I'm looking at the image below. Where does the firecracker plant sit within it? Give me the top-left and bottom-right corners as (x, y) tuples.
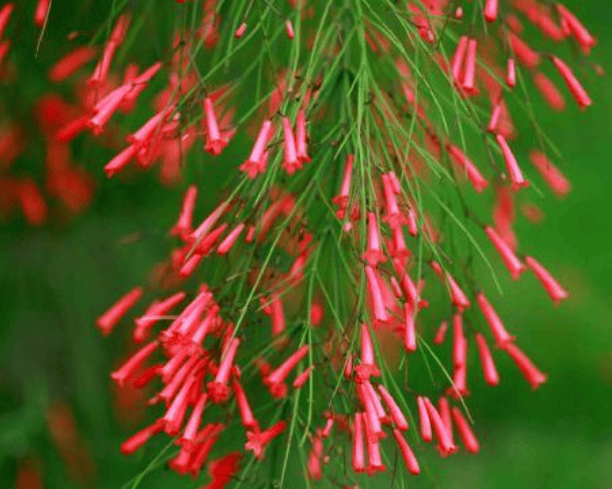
(1, 0), (598, 487)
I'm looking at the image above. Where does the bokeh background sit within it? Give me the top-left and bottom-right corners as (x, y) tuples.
(1, 1), (611, 488)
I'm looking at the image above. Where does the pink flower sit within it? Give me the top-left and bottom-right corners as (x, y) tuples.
(423, 397), (457, 455)
(476, 292), (515, 348)
(484, 0), (498, 23)
(378, 385), (408, 431)
(265, 345), (309, 397)
(296, 109), (311, 163)
(240, 120), (272, 178)
(462, 38), (478, 94)
(171, 186), (198, 239)
(217, 223), (245, 255)
(365, 265), (389, 324)
(207, 338), (240, 403)
(332, 154), (354, 218)
(475, 333), (500, 386)
(203, 97), (231, 155)
(447, 144), (489, 193)
(451, 407), (480, 453)
(245, 421), (286, 459)
(551, 56), (592, 109)
(352, 413), (366, 473)
(505, 342), (547, 389)
(393, 428), (420, 474)
(111, 340), (159, 387)
(282, 116), (300, 174)
(495, 134), (528, 190)
(97, 286), (143, 335)
(529, 150), (571, 197)
(485, 225), (526, 279)
(120, 419), (164, 455)
(417, 396), (432, 442)
(525, 256), (569, 304)
(232, 380), (258, 430)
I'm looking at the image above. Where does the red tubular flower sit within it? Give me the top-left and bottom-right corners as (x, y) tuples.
(550, 55), (592, 109)
(451, 407), (480, 453)
(447, 143), (489, 192)
(191, 201), (229, 243)
(506, 58), (516, 87)
(364, 418), (386, 475)
(434, 320), (448, 345)
(452, 313), (466, 367)
(363, 211), (386, 266)
(265, 345), (309, 397)
(485, 225), (526, 279)
(203, 97), (230, 155)
(417, 396), (432, 442)
(363, 380), (390, 424)
(104, 144), (138, 177)
(461, 38), (478, 94)
(0, 4), (14, 40)
(332, 154), (354, 218)
(48, 46), (98, 82)
(307, 432), (324, 480)
(89, 84), (133, 136)
(208, 338), (240, 403)
(269, 292), (286, 336)
(525, 256), (569, 304)
(377, 385), (408, 431)
(56, 116), (90, 143)
(403, 302), (416, 352)
(504, 342), (547, 389)
(557, 4), (597, 54)
(111, 340), (159, 387)
(205, 452), (242, 489)
(423, 397), (457, 455)
(158, 355), (200, 405)
(120, 419), (164, 455)
(179, 393), (208, 447)
(495, 134), (528, 190)
(508, 32), (540, 68)
(431, 261), (471, 312)
(18, 179), (47, 226)
(392, 428), (420, 475)
(245, 420), (286, 459)
(365, 265), (389, 324)
(172, 186), (198, 239)
(97, 286), (143, 335)
(240, 120), (272, 178)
(529, 150), (571, 197)
(235, 23), (247, 39)
(88, 16), (130, 87)
(188, 424), (224, 477)
(484, 0), (498, 23)
(164, 373), (197, 435)
(232, 379), (258, 430)
(282, 116), (300, 174)
(437, 397), (455, 453)
(356, 383), (383, 438)
(217, 223), (245, 255)
(34, 0), (50, 27)
(292, 367), (312, 388)
(451, 36), (468, 84)
(476, 292), (515, 348)
(475, 333), (500, 386)
(352, 413), (366, 473)
(534, 72), (566, 112)
(285, 21), (295, 40)
(296, 109), (311, 163)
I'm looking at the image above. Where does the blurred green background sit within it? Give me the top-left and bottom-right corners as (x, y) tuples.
(1, 1), (612, 488)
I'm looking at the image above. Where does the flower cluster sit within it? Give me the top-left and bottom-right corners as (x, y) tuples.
(0, 2), (97, 225)
(89, 0), (595, 487)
